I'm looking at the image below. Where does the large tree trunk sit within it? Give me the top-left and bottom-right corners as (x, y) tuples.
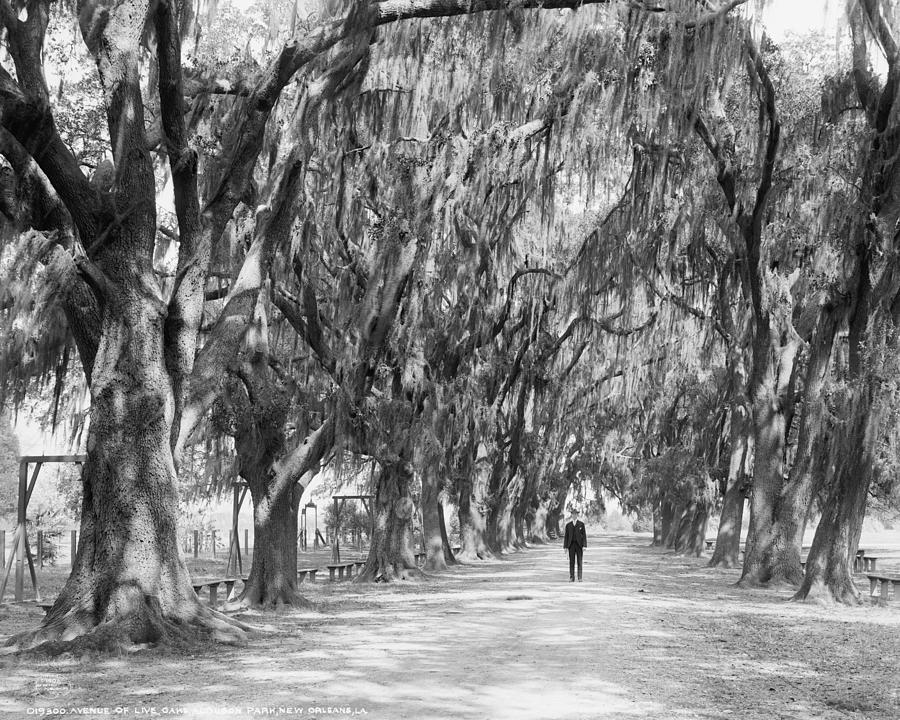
(513, 504), (527, 548)
(487, 472), (521, 554)
(652, 507), (663, 546)
(740, 397), (788, 585)
(795, 384), (879, 604)
(437, 497), (457, 565)
(358, 463), (420, 581)
(511, 482), (529, 550)
(664, 504), (685, 549)
(422, 466), (451, 572)
(528, 495), (552, 543)
(765, 305), (841, 583)
(6, 0), (252, 652)
(457, 476), (491, 560)
(660, 500), (677, 548)
(739, 320), (799, 587)
(672, 501), (709, 557)
(546, 490), (565, 540)
(710, 405), (749, 568)
(238, 461), (307, 609)
(11, 287), (244, 650)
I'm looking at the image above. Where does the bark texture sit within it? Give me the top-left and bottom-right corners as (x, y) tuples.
(709, 404), (749, 568)
(358, 463), (421, 581)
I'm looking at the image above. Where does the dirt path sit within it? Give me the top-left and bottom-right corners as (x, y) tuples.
(2, 534), (900, 719)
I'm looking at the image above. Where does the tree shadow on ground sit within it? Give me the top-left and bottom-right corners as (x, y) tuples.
(2, 534), (899, 719)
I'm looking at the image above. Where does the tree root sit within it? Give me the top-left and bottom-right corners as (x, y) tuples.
(224, 585), (315, 612)
(455, 549), (493, 563)
(355, 562), (426, 583)
(424, 558), (449, 573)
(708, 557), (741, 569)
(4, 597), (249, 657)
(792, 577), (862, 605)
(735, 574), (766, 589)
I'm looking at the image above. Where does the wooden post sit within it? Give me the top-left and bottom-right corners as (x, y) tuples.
(299, 507), (305, 552)
(211, 529), (216, 558)
(244, 529), (249, 556)
(37, 531), (43, 569)
(332, 497), (340, 563)
(0, 530), (4, 568)
(15, 459), (26, 601)
(226, 485), (244, 577)
(193, 530), (199, 558)
(70, 530), (77, 568)
(313, 505), (319, 550)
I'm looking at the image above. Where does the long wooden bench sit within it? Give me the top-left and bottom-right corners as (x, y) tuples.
(38, 575), (246, 614)
(862, 556), (879, 572)
(867, 573), (900, 603)
(297, 567), (318, 583)
(37, 577), (237, 614)
(326, 563), (355, 581)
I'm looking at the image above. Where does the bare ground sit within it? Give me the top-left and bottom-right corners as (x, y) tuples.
(1, 533), (899, 719)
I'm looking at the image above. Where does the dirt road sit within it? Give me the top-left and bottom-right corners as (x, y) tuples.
(2, 534), (899, 719)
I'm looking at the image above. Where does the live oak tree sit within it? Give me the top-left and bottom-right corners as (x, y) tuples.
(795, 0), (900, 604)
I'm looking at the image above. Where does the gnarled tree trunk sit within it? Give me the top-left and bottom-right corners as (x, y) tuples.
(240, 469), (303, 608)
(795, 384), (879, 604)
(546, 488), (565, 540)
(13, 277), (244, 650)
(422, 465), (453, 571)
(764, 304), (841, 584)
(673, 501), (709, 557)
(740, 320), (799, 586)
(487, 472), (522, 554)
(457, 475), (491, 560)
(710, 405), (749, 568)
(528, 495), (552, 543)
(358, 463), (420, 581)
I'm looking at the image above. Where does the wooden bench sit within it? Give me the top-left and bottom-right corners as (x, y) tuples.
(191, 577), (237, 606)
(862, 556), (879, 572)
(414, 552), (426, 564)
(705, 539), (715, 550)
(352, 560), (366, 570)
(854, 549), (866, 573)
(297, 567), (318, 583)
(867, 573), (900, 603)
(326, 563), (355, 581)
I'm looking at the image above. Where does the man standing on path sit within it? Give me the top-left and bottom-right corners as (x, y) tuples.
(563, 509), (587, 582)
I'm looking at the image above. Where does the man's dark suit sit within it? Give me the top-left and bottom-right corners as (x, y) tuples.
(563, 520), (587, 581)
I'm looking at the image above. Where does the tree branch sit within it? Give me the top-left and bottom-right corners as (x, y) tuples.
(272, 284), (338, 377)
(157, 0), (209, 449)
